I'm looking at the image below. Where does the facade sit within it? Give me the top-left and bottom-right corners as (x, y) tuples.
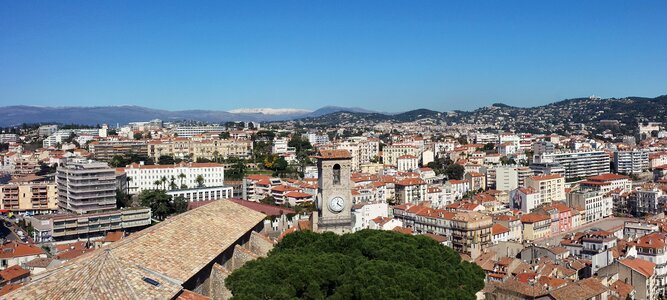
(394, 178), (427, 204)
(172, 126), (226, 138)
(520, 213), (551, 241)
(614, 150), (649, 174)
(0, 182), (58, 214)
(29, 208), (152, 242)
(567, 190), (613, 223)
(525, 174), (565, 204)
(535, 150), (610, 180)
(383, 144), (420, 166)
(0, 242), (47, 270)
(166, 186), (234, 202)
(88, 140), (148, 161)
(313, 150), (354, 234)
(146, 138), (253, 161)
(56, 159), (117, 214)
(450, 211), (492, 259)
(121, 162), (225, 194)
(510, 187), (541, 213)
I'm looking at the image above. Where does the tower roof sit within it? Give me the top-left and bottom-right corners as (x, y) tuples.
(314, 149), (351, 159)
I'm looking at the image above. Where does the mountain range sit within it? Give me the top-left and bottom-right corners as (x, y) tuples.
(0, 105), (376, 127)
(1, 95), (666, 134)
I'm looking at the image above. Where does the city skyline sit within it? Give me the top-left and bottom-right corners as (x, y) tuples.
(2, 1), (666, 112)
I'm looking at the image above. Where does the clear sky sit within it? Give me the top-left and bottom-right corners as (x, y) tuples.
(1, 1), (666, 112)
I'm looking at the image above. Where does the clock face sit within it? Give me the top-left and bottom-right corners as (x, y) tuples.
(328, 196), (345, 213)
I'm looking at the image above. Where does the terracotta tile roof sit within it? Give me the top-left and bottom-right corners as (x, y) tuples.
(392, 226), (413, 235)
(101, 231), (125, 243)
(520, 213), (550, 223)
(633, 232), (667, 249)
(586, 173), (630, 181)
(0, 283), (23, 297)
(550, 277), (608, 299)
(24, 257), (55, 269)
(619, 257), (656, 277)
(285, 191), (313, 198)
(315, 149), (351, 159)
(492, 224), (510, 235)
(4, 200), (266, 300)
(396, 178), (425, 186)
(228, 198), (296, 216)
(0, 242), (46, 259)
(0, 265), (30, 282)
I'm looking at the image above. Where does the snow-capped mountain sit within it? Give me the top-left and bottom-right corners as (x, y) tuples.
(228, 108), (312, 115)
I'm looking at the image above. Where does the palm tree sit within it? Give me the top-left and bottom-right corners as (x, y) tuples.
(153, 180), (161, 190)
(160, 176), (167, 190)
(178, 172), (186, 187)
(169, 176), (177, 190)
(195, 174), (205, 187)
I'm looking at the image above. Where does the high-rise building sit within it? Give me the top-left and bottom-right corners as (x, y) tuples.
(535, 150), (610, 180)
(56, 159), (117, 214)
(614, 150), (649, 174)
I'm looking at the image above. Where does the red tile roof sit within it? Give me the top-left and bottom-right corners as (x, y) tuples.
(227, 198), (296, 216)
(0, 242), (45, 259)
(619, 257), (656, 277)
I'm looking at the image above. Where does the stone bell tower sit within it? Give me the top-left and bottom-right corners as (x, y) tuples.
(312, 149), (353, 234)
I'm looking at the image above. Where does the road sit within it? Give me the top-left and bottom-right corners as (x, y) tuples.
(535, 216), (636, 247)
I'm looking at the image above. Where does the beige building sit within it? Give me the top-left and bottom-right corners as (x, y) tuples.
(450, 211), (492, 259)
(147, 138), (252, 161)
(0, 183), (58, 213)
(525, 174), (565, 205)
(520, 213), (551, 242)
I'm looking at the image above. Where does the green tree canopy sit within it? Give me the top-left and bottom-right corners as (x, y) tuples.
(138, 190), (188, 220)
(444, 164), (465, 180)
(226, 230), (484, 300)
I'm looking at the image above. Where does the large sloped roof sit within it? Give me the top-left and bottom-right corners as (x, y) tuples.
(6, 200), (266, 300)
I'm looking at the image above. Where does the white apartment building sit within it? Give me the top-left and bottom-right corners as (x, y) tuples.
(525, 174), (566, 204)
(303, 132), (329, 145)
(335, 137), (380, 171)
(535, 150), (610, 180)
(271, 138), (293, 154)
(510, 187), (541, 213)
(567, 190), (613, 223)
(166, 185), (233, 202)
(173, 126), (226, 138)
(495, 166), (533, 192)
(56, 159), (117, 214)
(122, 162), (225, 194)
(532, 141), (556, 155)
(43, 129), (100, 148)
(352, 202), (390, 232)
(396, 155), (419, 172)
(614, 150), (649, 174)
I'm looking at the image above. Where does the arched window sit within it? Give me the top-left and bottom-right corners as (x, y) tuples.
(333, 164), (341, 185)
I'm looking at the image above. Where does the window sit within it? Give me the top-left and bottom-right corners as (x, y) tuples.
(333, 164), (341, 185)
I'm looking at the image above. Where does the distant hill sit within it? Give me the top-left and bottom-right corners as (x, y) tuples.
(0, 105), (377, 127)
(2, 95), (666, 134)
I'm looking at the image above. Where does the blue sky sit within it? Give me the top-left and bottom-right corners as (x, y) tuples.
(1, 1), (666, 112)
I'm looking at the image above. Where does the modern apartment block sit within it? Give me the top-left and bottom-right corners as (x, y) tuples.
(535, 150), (610, 180)
(614, 150), (649, 174)
(88, 140), (148, 161)
(0, 182), (58, 214)
(56, 159), (118, 214)
(173, 126), (226, 138)
(29, 207), (152, 242)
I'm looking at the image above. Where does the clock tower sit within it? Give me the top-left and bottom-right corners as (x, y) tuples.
(313, 149), (353, 234)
